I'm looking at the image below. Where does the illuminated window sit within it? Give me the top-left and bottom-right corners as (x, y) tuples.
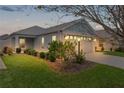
(41, 37), (44, 47)
(52, 35), (56, 41)
(19, 38), (25, 48)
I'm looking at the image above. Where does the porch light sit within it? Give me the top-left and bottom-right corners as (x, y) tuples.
(65, 36), (69, 40)
(93, 39), (97, 42)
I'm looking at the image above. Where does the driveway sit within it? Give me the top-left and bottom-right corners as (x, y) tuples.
(0, 58), (6, 70)
(86, 52), (124, 69)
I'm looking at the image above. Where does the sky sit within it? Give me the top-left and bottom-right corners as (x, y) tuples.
(0, 5), (103, 35)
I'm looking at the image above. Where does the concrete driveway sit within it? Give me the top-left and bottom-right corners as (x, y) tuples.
(86, 52), (124, 69)
(0, 58), (6, 70)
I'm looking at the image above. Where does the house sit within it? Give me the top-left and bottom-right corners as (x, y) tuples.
(0, 19), (119, 53)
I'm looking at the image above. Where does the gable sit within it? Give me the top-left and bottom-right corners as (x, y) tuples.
(63, 19), (96, 36)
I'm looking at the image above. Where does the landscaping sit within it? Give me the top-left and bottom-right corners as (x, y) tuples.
(1, 54), (124, 87)
(0, 41), (124, 87)
(104, 51), (124, 57)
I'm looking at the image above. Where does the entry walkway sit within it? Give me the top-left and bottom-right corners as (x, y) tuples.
(86, 52), (124, 69)
(0, 58), (6, 70)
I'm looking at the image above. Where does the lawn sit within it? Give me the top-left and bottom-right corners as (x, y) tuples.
(1, 54), (124, 88)
(104, 51), (124, 57)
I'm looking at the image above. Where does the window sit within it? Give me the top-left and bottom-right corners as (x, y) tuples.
(41, 37), (44, 47)
(52, 35), (56, 41)
(19, 38), (25, 48)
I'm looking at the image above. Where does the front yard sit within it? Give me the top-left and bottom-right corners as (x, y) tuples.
(1, 54), (124, 87)
(104, 51), (124, 57)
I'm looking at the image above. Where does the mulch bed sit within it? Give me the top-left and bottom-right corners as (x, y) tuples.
(47, 59), (96, 73)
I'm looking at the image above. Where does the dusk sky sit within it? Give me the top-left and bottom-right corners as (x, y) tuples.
(0, 5), (102, 35)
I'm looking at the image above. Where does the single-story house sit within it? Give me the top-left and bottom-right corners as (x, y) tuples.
(0, 19), (119, 53)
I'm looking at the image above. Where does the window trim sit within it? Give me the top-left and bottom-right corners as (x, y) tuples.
(52, 35), (57, 41)
(41, 37), (45, 48)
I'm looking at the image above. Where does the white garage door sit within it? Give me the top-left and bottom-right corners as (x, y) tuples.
(80, 41), (94, 54)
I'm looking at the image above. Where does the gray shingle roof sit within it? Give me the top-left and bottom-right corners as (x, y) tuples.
(11, 26), (46, 36)
(9, 19), (96, 37)
(95, 30), (112, 39)
(44, 19), (96, 36)
(0, 34), (9, 40)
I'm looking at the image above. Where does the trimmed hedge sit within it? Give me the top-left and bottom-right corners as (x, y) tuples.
(16, 48), (21, 54)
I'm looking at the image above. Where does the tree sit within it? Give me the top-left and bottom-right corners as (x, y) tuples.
(37, 5), (124, 50)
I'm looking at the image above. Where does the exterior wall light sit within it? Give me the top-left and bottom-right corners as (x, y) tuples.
(83, 37), (86, 40)
(74, 36), (77, 40)
(93, 39), (97, 42)
(77, 38), (81, 41)
(70, 36), (73, 39)
(88, 38), (92, 40)
(81, 37), (83, 40)
(65, 36), (69, 40)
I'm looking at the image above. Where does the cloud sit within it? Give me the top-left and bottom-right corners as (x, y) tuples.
(0, 6), (25, 12)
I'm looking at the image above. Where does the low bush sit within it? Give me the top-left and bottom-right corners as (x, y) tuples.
(0, 50), (4, 56)
(33, 51), (38, 56)
(7, 47), (13, 55)
(45, 52), (49, 59)
(2, 46), (13, 55)
(49, 51), (56, 62)
(115, 47), (123, 52)
(24, 48), (37, 56)
(3, 46), (8, 54)
(75, 51), (85, 64)
(101, 47), (104, 51)
(40, 52), (46, 59)
(16, 48), (21, 54)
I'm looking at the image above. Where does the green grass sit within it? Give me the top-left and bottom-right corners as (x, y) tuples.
(1, 54), (124, 87)
(104, 51), (124, 57)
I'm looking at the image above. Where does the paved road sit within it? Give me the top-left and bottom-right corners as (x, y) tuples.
(86, 52), (124, 69)
(0, 58), (6, 70)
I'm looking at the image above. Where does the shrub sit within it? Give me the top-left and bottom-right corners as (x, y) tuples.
(110, 48), (113, 51)
(16, 48), (21, 54)
(63, 41), (77, 63)
(2, 46), (13, 55)
(75, 51), (85, 64)
(24, 48), (36, 56)
(7, 47), (13, 55)
(101, 47), (104, 51)
(40, 52), (46, 59)
(33, 51), (38, 56)
(0, 50), (4, 56)
(3, 46), (8, 54)
(115, 47), (123, 52)
(49, 51), (56, 62)
(48, 41), (64, 58)
(45, 52), (49, 59)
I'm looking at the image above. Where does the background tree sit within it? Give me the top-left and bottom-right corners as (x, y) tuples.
(37, 5), (124, 50)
